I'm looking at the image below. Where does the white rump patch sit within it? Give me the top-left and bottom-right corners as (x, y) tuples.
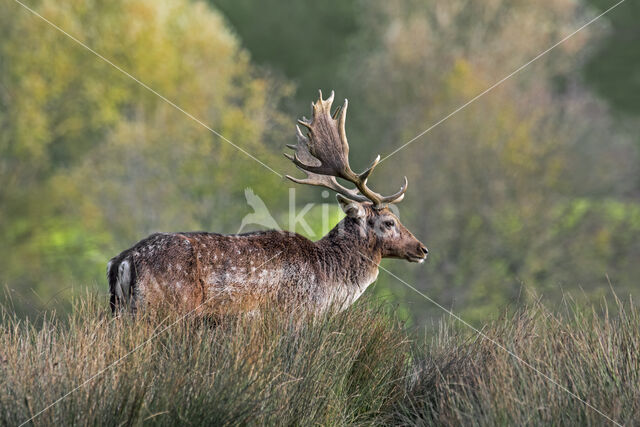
(116, 260), (131, 301)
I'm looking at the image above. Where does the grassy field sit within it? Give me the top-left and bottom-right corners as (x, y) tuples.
(1, 294), (639, 426)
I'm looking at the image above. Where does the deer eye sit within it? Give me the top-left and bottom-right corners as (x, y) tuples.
(384, 220), (395, 228)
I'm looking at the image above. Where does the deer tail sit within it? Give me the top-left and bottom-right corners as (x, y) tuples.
(107, 256), (135, 314)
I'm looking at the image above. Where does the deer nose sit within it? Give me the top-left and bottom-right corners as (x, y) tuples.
(419, 245), (428, 256)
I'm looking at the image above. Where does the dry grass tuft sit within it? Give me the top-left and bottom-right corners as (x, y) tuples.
(1, 293), (639, 425)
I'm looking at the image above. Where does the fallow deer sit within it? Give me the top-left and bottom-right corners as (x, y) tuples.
(107, 91), (428, 316)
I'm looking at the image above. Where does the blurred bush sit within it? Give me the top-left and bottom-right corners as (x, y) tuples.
(0, 0), (291, 315)
(333, 0), (639, 323)
(1, 0), (638, 322)
(584, 0), (640, 114)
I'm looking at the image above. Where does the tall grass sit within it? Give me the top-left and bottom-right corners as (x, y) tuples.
(1, 294), (639, 425)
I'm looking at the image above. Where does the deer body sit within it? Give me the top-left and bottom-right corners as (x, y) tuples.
(108, 91), (427, 316)
(109, 213), (387, 315)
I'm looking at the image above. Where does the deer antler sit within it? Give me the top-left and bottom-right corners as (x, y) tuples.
(285, 90), (408, 208)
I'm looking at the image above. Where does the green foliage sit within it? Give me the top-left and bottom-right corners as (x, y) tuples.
(328, 0), (640, 323)
(211, 0), (359, 113)
(583, 0), (640, 115)
(1, 0), (639, 323)
(1, 296), (639, 425)
(0, 0), (290, 315)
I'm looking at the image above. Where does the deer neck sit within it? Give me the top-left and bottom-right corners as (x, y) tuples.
(316, 218), (381, 293)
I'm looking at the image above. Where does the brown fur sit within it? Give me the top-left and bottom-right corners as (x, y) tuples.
(108, 203), (427, 317)
(109, 91), (428, 317)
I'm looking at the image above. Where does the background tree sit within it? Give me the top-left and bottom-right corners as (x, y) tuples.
(211, 0), (360, 115)
(583, 0), (640, 115)
(1, 0), (638, 323)
(335, 0), (639, 323)
(0, 0), (290, 315)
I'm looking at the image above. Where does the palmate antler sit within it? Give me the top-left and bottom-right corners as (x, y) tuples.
(285, 90), (407, 208)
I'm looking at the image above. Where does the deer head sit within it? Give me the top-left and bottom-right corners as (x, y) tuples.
(286, 91), (428, 263)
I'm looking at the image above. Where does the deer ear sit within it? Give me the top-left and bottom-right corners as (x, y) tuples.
(337, 194), (365, 218)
